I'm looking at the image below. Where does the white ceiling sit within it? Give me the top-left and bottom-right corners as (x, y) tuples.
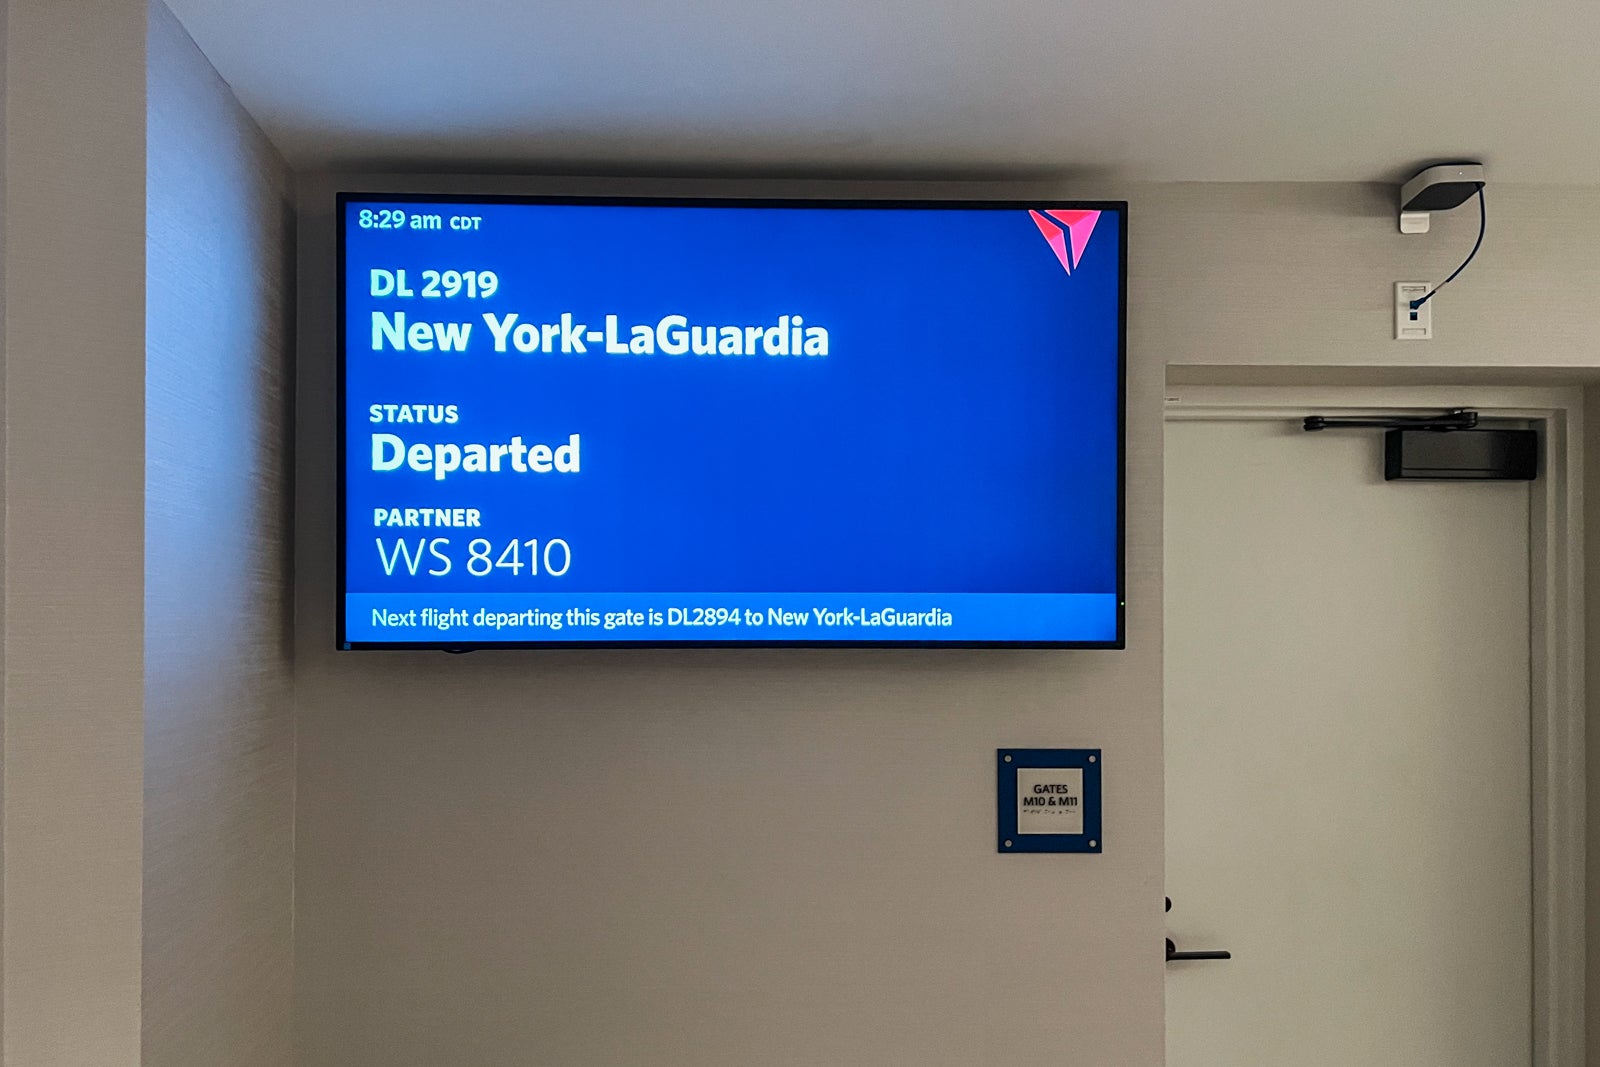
(167, 0), (1599, 182)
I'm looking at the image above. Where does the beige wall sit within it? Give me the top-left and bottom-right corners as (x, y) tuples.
(2, 0), (148, 1060)
(0, 0), (9, 1046)
(142, 3), (296, 1064)
(293, 176), (1599, 1066)
(1152, 183), (1600, 374)
(293, 174), (1165, 1066)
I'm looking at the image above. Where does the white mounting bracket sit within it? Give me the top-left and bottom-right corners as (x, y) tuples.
(1399, 211), (1430, 235)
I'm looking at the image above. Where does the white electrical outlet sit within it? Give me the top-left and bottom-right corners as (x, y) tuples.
(1396, 281), (1432, 340)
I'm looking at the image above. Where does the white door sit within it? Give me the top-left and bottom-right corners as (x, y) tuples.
(1165, 416), (1532, 1066)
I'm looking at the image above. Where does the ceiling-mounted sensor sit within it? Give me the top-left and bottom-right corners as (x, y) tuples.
(1399, 162), (1485, 234)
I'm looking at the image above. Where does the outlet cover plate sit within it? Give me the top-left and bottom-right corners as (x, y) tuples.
(1396, 281), (1432, 340)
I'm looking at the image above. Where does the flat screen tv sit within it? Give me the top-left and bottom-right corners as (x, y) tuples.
(338, 194), (1125, 648)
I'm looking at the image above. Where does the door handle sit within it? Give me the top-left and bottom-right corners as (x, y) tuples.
(1165, 897), (1231, 962)
(1166, 938), (1232, 962)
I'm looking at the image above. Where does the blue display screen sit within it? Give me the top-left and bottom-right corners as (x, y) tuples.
(338, 196), (1124, 647)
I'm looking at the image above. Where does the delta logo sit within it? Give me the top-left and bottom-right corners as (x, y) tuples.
(1028, 209), (1102, 275)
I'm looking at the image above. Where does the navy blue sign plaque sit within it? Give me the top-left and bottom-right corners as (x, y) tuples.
(997, 749), (1102, 853)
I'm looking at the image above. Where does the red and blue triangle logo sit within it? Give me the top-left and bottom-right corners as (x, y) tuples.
(1028, 209), (1101, 274)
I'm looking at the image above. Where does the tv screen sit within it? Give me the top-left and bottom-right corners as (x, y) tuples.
(338, 194), (1124, 648)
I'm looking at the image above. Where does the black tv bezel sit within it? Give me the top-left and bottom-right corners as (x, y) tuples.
(336, 191), (1127, 651)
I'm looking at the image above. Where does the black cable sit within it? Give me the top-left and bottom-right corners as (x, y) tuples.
(1410, 186), (1486, 310)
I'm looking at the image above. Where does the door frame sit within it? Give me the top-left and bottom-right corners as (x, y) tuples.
(1164, 384), (1585, 1067)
